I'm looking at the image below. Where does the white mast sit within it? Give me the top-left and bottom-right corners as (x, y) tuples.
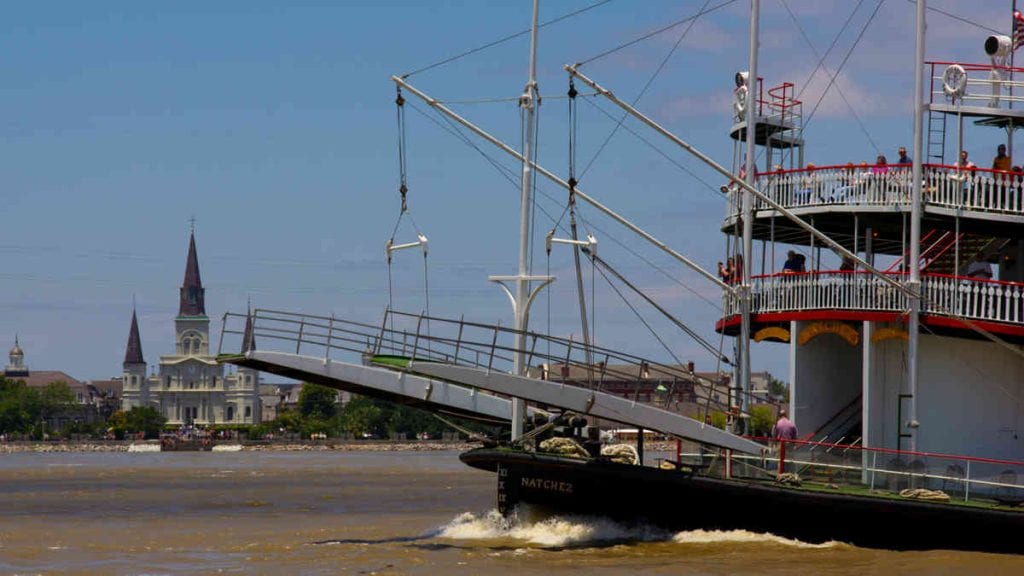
(907, 0), (926, 451)
(738, 0), (760, 428)
(506, 0), (542, 440)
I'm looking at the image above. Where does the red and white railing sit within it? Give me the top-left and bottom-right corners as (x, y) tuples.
(724, 164), (1024, 218)
(721, 271), (1024, 326)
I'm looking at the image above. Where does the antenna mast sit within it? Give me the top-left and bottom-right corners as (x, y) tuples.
(738, 0), (760, 430)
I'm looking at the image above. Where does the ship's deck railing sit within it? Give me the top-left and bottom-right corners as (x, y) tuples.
(928, 60), (1024, 111)
(731, 79), (803, 131)
(217, 308), (755, 415)
(720, 270), (1024, 326)
(725, 163), (1024, 218)
(712, 437), (1024, 505)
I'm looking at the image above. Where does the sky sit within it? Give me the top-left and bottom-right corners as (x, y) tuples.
(0, 0), (1016, 383)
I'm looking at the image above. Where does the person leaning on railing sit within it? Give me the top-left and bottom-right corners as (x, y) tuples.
(964, 254), (993, 280)
(782, 250), (805, 274)
(992, 144), (1011, 172)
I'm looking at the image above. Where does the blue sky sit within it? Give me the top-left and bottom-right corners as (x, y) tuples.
(0, 1), (1015, 382)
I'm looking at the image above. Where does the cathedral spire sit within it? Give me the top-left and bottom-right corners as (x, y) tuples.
(242, 300), (256, 353)
(124, 308), (145, 367)
(178, 230), (206, 317)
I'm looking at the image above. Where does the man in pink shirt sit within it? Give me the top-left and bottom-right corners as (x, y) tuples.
(771, 409), (798, 440)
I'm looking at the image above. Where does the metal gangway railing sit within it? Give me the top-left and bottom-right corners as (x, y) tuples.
(218, 308), (762, 417)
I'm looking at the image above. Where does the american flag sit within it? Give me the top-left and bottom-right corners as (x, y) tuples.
(1014, 10), (1024, 51)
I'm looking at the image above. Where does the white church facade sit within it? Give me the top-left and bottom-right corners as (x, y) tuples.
(120, 231), (260, 425)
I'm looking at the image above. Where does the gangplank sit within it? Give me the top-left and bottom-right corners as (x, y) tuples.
(216, 308), (765, 454)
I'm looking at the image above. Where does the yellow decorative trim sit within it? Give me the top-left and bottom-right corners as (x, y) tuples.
(754, 326), (791, 342)
(798, 321), (860, 346)
(871, 326), (909, 342)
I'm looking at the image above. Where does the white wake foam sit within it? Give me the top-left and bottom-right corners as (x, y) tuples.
(437, 510), (841, 550)
(437, 510), (668, 547)
(672, 528), (841, 549)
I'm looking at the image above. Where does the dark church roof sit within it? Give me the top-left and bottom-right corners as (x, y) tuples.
(124, 309), (145, 367)
(178, 231), (206, 317)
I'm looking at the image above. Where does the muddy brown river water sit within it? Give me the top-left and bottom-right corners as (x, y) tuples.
(0, 450), (1021, 575)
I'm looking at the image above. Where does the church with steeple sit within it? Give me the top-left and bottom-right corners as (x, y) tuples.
(120, 231), (261, 425)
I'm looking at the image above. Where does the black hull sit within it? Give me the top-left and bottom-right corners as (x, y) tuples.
(461, 448), (1024, 555)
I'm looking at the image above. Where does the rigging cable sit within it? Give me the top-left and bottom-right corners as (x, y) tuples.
(388, 87), (431, 328)
(588, 250), (685, 368)
(405, 98), (722, 311)
(584, 246), (732, 365)
(578, 0), (716, 182)
(577, 0), (739, 67)
(781, 0), (882, 156)
(904, 0), (1001, 35)
(529, 86), (542, 277)
(566, 78), (595, 385)
(401, 0), (614, 78)
(800, 0), (887, 143)
(579, 95), (720, 195)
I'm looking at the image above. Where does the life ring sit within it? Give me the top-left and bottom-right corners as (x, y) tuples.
(734, 85), (748, 119)
(942, 64), (968, 99)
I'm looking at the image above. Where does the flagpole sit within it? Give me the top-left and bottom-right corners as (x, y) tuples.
(1012, 0), (1017, 105)
(1012, 1), (1017, 159)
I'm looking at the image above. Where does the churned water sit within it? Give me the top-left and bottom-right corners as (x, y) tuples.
(0, 450), (1021, 575)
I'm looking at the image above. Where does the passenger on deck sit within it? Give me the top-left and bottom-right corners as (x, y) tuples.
(956, 150), (976, 170)
(964, 254), (993, 280)
(831, 162), (857, 202)
(782, 250), (806, 274)
(992, 144), (1011, 172)
(771, 409), (798, 441)
(871, 154), (889, 175)
(718, 257), (735, 284)
(796, 163), (819, 202)
(896, 146), (912, 165)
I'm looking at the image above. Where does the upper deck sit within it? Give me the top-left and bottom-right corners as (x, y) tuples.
(926, 60), (1024, 128)
(722, 163), (1024, 254)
